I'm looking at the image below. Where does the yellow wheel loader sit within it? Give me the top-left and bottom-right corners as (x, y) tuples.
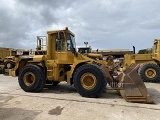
(0, 48), (11, 73)
(122, 39), (160, 82)
(0, 49), (18, 74)
(10, 27), (153, 103)
(2, 38), (47, 75)
(2, 49), (30, 75)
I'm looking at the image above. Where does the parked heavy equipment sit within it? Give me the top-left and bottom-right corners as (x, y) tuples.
(0, 47), (11, 58)
(78, 46), (117, 75)
(9, 27), (153, 103)
(78, 47), (91, 53)
(122, 39), (160, 82)
(0, 48), (11, 73)
(78, 47), (103, 59)
(1, 36), (47, 75)
(1, 49), (30, 75)
(0, 48), (18, 74)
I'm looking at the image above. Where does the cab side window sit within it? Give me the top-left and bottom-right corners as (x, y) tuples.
(67, 40), (71, 51)
(56, 32), (65, 51)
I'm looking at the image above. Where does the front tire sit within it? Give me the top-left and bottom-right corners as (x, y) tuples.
(138, 63), (160, 82)
(18, 65), (45, 92)
(73, 64), (106, 98)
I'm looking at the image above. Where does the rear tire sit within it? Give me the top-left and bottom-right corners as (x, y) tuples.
(73, 64), (106, 98)
(138, 63), (160, 82)
(18, 65), (45, 92)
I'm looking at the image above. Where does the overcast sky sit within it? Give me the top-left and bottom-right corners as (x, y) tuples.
(0, 0), (160, 52)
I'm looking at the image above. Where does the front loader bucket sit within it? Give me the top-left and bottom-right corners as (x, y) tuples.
(115, 64), (153, 103)
(101, 64), (153, 104)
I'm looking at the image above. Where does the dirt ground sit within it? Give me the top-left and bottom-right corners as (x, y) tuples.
(0, 75), (160, 120)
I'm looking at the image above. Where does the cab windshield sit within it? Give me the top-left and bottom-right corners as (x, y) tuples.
(67, 34), (76, 51)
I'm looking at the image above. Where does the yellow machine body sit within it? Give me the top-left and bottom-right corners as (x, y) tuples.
(10, 27), (153, 104)
(123, 39), (160, 68)
(121, 39), (160, 83)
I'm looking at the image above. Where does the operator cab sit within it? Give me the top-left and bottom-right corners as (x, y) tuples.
(56, 32), (76, 52)
(78, 47), (91, 54)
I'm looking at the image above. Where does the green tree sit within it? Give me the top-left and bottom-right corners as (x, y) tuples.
(138, 48), (152, 54)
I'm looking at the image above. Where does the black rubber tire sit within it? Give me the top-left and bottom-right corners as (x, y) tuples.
(18, 64), (45, 92)
(138, 63), (160, 82)
(73, 64), (107, 98)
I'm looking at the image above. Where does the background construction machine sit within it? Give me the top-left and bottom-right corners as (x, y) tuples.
(0, 49), (31, 75)
(78, 47), (103, 59)
(0, 36), (47, 75)
(8, 27), (153, 103)
(0, 48), (11, 73)
(78, 46), (117, 76)
(0, 48), (20, 74)
(122, 39), (160, 82)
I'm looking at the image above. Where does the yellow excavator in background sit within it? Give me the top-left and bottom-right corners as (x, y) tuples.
(9, 27), (153, 103)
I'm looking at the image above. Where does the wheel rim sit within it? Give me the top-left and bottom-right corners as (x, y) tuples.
(23, 72), (36, 86)
(145, 68), (156, 78)
(80, 73), (97, 90)
(7, 63), (12, 69)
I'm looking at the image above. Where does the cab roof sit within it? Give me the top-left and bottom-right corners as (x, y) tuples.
(47, 27), (75, 36)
